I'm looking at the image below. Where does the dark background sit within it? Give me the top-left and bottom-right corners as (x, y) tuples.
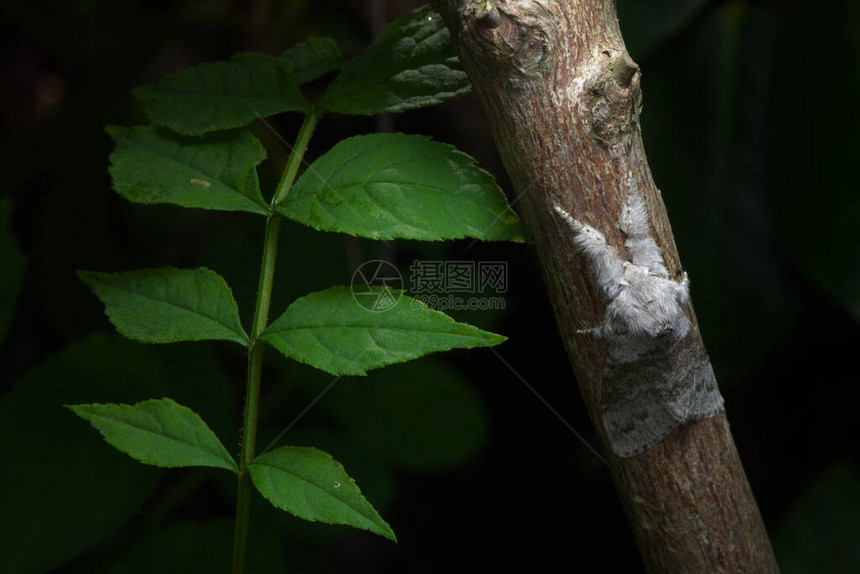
(1, 0), (858, 572)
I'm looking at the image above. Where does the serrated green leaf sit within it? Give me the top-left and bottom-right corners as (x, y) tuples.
(67, 398), (238, 473)
(248, 446), (395, 541)
(269, 426), (398, 515)
(79, 267), (249, 346)
(276, 133), (527, 241)
(260, 286), (506, 376)
(0, 197), (26, 346)
(280, 37), (346, 85)
(318, 5), (470, 114)
(134, 52), (309, 135)
(107, 126), (268, 215)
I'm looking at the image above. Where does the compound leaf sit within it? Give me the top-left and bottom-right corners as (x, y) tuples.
(107, 126), (268, 215)
(68, 398), (238, 473)
(318, 5), (470, 114)
(249, 446), (395, 541)
(134, 52), (308, 135)
(280, 37), (346, 85)
(78, 267), (249, 346)
(276, 133), (526, 242)
(260, 286), (506, 376)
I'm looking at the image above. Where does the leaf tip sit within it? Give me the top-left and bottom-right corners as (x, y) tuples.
(486, 332), (507, 346)
(379, 521), (397, 542)
(104, 125), (123, 139)
(63, 403), (85, 415)
(76, 269), (105, 293)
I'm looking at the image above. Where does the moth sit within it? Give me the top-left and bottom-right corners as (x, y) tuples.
(554, 186), (723, 457)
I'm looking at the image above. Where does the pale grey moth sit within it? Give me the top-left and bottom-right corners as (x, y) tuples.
(554, 184), (724, 457)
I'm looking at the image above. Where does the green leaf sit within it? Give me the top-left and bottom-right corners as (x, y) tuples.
(260, 286), (506, 376)
(248, 446), (396, 541)
(280, 37), (346, 85)
(107, 126), (268, 215)
(269, 426), (398, 515)
(774, 462), (860, 574)
(68, 398), (238, 473)
(133, 52), (308, 135)
(78, 267), (249, 346)
(0, 197), (26, 346)
(276, 133), (527, 241)
(318, 5), (470, 115)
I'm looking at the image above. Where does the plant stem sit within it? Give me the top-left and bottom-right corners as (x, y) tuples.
(230, 216), (279, 574)
(273, 111), (319, 206)
(230, 111), (319, 574)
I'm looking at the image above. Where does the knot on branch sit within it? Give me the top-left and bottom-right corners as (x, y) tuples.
(585, 49), (643, 152)
(458, 0), (555, 88)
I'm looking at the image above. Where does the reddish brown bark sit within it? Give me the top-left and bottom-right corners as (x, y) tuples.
(434, 1), (779, 571)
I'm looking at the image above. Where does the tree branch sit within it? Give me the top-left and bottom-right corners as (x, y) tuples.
(434, 1), (779, 571)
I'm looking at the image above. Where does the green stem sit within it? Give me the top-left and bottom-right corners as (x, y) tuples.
(230, 111), (319, 574)
(230, 217), (278, 574)
(273, 111), (319, 206)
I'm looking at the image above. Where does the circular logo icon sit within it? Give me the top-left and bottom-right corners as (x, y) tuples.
(351, 260), (403, 312)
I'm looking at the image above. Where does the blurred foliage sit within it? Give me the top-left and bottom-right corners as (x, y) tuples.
(108, 519), (287, 574)
(774, 462), (860, 573)
(0, 198), (27, 345)
(0, 335), (235, 573)
(618, 0), (710, 57)
(2, 0), (858, 572)
(304, 357), (489, 471)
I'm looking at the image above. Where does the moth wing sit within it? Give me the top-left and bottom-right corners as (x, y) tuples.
(602, 390), (683, 457)
(600, 331), (724, 458)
